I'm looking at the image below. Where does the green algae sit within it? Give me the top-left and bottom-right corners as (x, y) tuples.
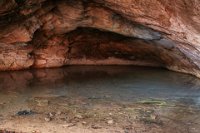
(137, 99), (167, 106)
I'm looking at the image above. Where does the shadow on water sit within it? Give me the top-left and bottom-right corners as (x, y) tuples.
(0, 66), (200, 132)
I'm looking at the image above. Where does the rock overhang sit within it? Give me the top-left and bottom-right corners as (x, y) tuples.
(0, 0), (200, 78)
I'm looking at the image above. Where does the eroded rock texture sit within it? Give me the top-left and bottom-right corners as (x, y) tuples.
(0, 0), (200, 77)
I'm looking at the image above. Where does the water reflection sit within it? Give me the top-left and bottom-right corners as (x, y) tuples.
(0, 66), (200, 101)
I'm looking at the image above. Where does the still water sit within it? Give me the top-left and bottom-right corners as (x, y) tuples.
(0, 66), (200, 133)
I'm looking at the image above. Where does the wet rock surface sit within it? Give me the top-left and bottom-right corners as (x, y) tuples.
(0, 66), (200, 133)
(0, 0), (200, 77)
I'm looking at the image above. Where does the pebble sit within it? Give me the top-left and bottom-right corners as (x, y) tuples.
(49, 112), (55, 117)
(32, 130), (40, 133)
(62, 123), (75, 128)
(56, 111), (62, 115)
(107, 119), (114, 124)
(16, 110), (35, 116)
(150, 114), (157, 120)
(91, 125), (102, 129)
(35, 99), (49, 107)
(45, 117), (51, 122)
(0, 102), (5, 105)
(82, 121), (87, 125)
(118, 112), (123, 115)
(75, 114), (83, 119)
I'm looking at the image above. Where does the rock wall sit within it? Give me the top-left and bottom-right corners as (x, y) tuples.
(0, 0), (200, 77)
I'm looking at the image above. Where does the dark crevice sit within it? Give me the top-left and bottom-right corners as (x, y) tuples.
(15, 0), (26, 5)
(60, 27), (164, 65)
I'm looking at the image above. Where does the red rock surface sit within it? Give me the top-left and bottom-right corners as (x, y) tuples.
(0, 0), (200, 77)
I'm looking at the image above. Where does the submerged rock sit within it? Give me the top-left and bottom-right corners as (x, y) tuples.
(44, 117), (51, 122)
(16, 110), (35, 116)
(34, 98), (49, 107)
(107, 119), (114, 124)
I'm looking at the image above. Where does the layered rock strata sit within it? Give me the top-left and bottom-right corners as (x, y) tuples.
(0, 0), (200, 77)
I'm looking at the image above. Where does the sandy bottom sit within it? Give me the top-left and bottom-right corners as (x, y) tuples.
(0, 66), (200, 133)
(0, 95), (200, 133)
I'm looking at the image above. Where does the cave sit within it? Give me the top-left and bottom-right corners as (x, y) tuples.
(30, 27), (185, 68)
(1, 0), (200, 133)
(0, 0), (200, 77)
